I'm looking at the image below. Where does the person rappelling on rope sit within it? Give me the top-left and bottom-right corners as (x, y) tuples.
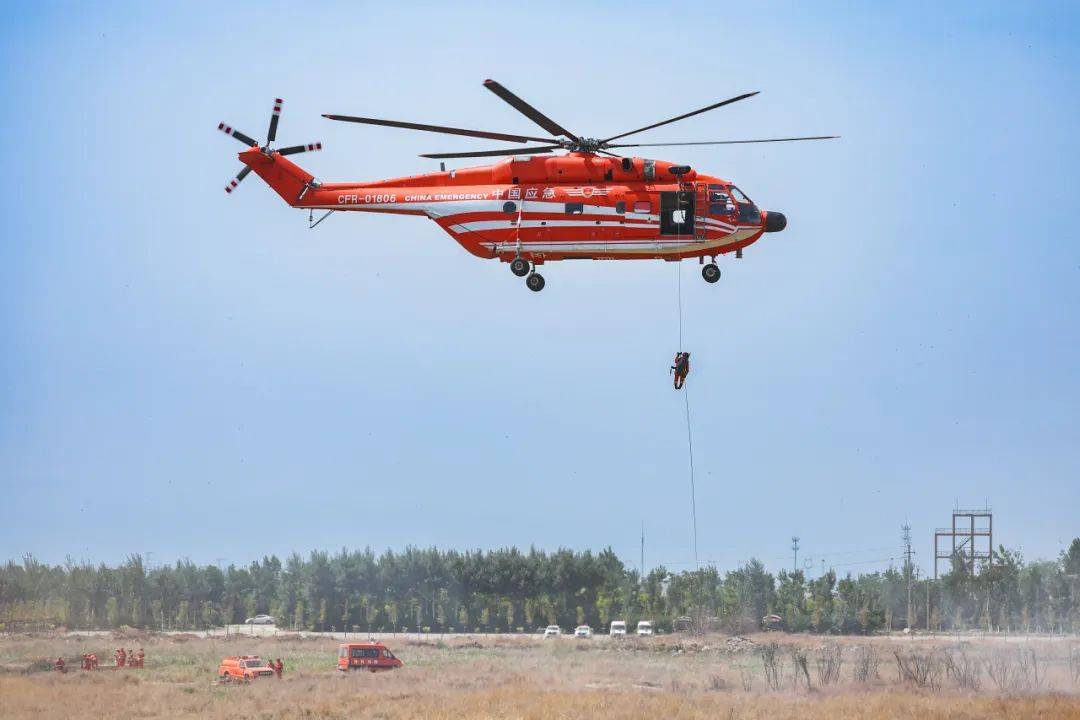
(671, 351), (690, 390)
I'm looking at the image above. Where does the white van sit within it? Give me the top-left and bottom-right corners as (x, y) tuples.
(609, 620), (627, 637)
(636, 620), (654, 636)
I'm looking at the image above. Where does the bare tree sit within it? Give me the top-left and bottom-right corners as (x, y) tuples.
(852, 644), (880, 683)
(1015, 647), (1043, 691)
(985, 652), (1019, 692)
(943, 647), (981, 691)
(758, 642), (782, 691)
(894, 649), (943, 691)
(791, 647), (812, 692)
(814, 644), (843, 685)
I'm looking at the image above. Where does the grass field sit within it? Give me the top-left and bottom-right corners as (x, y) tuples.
(2, 632), (1079, 719)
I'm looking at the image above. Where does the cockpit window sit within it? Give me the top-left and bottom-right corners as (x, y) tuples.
(708, 188), (733, 216)
(728, 186), (760, 223)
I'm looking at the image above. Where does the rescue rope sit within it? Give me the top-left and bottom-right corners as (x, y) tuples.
(685, 388), (699, 569)
(676, 261), (699, 569)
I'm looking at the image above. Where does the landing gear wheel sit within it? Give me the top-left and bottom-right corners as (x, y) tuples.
(702, 263), (721, 283)
(526, 273), (546, 292)
(510, 257), (530, 277)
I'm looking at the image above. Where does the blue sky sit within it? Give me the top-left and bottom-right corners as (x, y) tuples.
(1, 1), (1077, 577)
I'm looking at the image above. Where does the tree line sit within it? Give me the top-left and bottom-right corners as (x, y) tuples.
(1, 540), (1077, 634)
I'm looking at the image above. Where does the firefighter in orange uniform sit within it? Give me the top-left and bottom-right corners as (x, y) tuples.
(136, 648), (145, 668)
(116, 648), (126, 667)
(274, 658), (284, 679)
(54, 657), (66, 672)
(671, 352), (691, 390)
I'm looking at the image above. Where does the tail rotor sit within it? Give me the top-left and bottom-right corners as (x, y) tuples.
(217, 98), (323, 194)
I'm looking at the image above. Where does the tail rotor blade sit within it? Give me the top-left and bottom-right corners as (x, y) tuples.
(276, 142), (323, 156)
(218, 122), (259, 147)
(224, 165), (252, 194)
(267, 98), (283, 144)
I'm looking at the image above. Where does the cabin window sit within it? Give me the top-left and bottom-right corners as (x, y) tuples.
(615, 201), (626, 214)
(632, 200), (651, 214)
(352, 648), (379, 658)
(339, 647), (347, 658)
(622, 158), (633, 172)
(565, 202), (584, 214)
(503, 201), (517, 214)
(383, 650), (395, 659)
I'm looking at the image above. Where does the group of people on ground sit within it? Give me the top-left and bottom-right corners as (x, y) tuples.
(57, 648), (146, 671)
(114, 647), (145, 668)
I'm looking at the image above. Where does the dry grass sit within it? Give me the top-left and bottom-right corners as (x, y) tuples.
(1, 632), (1078, 719)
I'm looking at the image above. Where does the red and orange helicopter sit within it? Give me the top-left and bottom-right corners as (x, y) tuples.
(218, 80), (835, 291)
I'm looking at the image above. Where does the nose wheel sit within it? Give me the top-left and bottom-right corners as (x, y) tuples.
(702, 263), (721, 284)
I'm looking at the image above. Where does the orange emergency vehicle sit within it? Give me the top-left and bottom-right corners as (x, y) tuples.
(218, 655), (275, 681)
(337, 642), (403, 672)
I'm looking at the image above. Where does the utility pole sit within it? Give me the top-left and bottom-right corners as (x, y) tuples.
(902, 524), (913, 628)
(926, 571), (932, 632)
(791, 537), (800, 573)
(640, 521), (645, 578)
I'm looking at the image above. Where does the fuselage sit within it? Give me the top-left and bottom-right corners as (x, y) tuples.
(243, 149), (778, 265)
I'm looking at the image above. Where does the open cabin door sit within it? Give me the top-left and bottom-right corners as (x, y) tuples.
(659, 190), (695, 235)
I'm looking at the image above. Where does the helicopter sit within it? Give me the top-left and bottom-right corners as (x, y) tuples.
(218, 80), (836, 291)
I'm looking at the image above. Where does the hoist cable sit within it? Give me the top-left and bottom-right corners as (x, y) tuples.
(685, 387), (699, 570)
(676, 260), (698, 570)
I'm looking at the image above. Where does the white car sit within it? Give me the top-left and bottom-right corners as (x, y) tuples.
(609, 620), (627, 637)
(543, 624), (561, 637)
(244, 614), (275, 625)
(636, 620), (654, 636)
(574, 625), (592, 638)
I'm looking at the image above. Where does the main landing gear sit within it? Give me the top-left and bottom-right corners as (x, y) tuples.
(510, 256), (545, 291)
(699, 255), (725, 284)
(510, 257), (530, 277)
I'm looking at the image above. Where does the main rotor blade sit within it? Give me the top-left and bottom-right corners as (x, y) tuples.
(218, 123), (258, 147)
(267, 98), (282, 144)
(483, 79), (579, 142)
(225, 165), (252, 194)
(419, 145), (561, 159)
(606, 135), (839, 148)
(277, 142), (323, 156)
(601, 92), (759, 144)
(322, 114), (554, 144)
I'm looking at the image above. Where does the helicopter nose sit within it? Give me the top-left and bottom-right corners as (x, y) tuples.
(764, 211), (787, 233)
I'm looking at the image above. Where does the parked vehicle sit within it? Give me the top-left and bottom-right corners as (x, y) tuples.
(636, 620), (654, 636)
(218, 655), (274, 681)
(543, 625), (561, 637)
(337, 642), (403, 672)
(762, 614), (785, 631)
(244, 614), (275, 625)
(574, 625), (592, 638)
(609, 620), (627, 637)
